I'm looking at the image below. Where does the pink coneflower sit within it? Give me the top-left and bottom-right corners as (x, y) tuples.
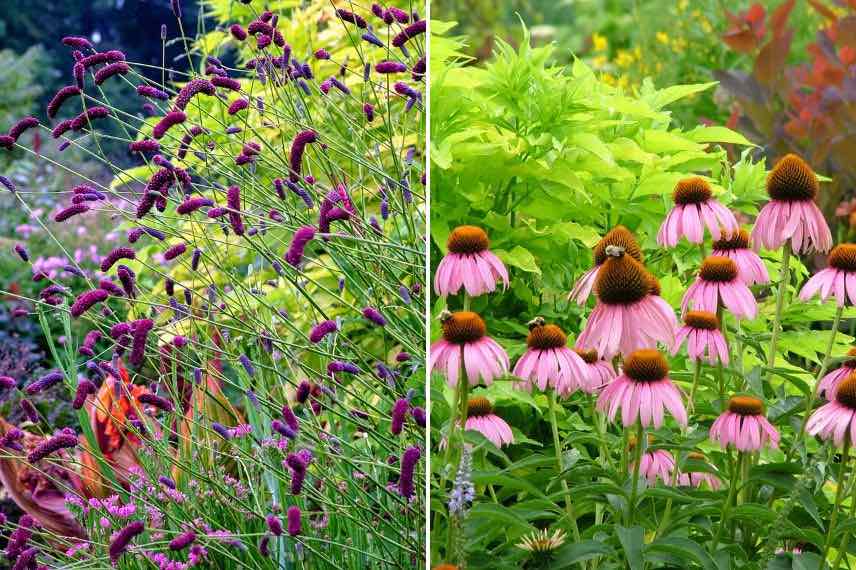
(681, 256), (757, 319)
(569, 225), (643, 305)
(433, 226), (508, 297)
(574, 348), (616, 391)
(657, 177), (739, 247)
(751, 154), (832, 254)
(676, 452), (722, 490)
(596, 349), (687, 428)
(629, 437), (675, 485)
(576, 246), (675, 358)
(672, 310), (729, 365)
(799, 244), (856, 307)
(464, 396), (513, 447)
(817, 349), (856, 399)
(709, 395), (779, 451)
(512, 318), (589, 397)
(807, 373), (856, 447)
(429, 311), (509, 387)
(711, 229), (769, 285)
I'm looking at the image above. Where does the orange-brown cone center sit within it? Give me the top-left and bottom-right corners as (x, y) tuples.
(684, 310), (719, 330)
(441, 311), (486, 344)
(727, 395), (764, 416)
(595, 253), (649, 305)
(623, 349), (669, 382)
(713, 228), (750, 251)
(447, 225), (489, 255)
(593, 226), (643, 266)
(766, 154), (818, 202)
(673, 177), (713, 205)
(699, 256), (738, 283)
(646, 272), (662, 297)
(575, 348), (599, 364)
(836, 373), (856, 409)
(527, 323), (567, 350)
(467, 396), (493, 417)
(828, 244), (856, 272)
(845, 347), (856, 369)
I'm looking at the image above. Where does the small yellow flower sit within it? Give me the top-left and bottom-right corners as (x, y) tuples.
(656, 31), (669, 45)
(678, 0), (689, 11)
(615, 50), (635, 68)
(592, 32), (608, 53)
(601, 73), (616, 86)
(592, 55), (608, 69)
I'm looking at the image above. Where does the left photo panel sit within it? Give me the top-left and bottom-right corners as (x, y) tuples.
(0, 1), (426, 568)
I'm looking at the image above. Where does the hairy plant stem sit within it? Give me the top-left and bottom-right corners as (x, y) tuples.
(688, 359), (702, 414)
(548, 389), (581, 542)
(626, 421), (645, 527)
(789, 305), (844, 461)
(767, 242), (791, 380)
(711, 450), (743, 553)
(821, 440), (851, 568)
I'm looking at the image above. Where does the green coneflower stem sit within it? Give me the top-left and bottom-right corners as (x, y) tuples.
(626, 421), (645, 527)
(767, 242), (791, 381)
(832, 461), (856, 569)
(821, 440), (851, 568)
(547, 389), (580, 542)
(789, 305), (844, 461)
(711, 450), (743, 553)
(443, 344), (469, 562)
(655, 458), (681, 538)
(688, 359), (702, 414)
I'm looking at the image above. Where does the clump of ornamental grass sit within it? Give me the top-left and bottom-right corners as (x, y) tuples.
(0, 1), (425, 568)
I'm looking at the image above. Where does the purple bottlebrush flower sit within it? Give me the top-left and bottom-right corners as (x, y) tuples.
(73, 62), (84, 88)
(212, 76), (240, 91)
(80, 330), (103, 356)
(226, 185), (245, 235)
(100, 247), (135, 272)
(136, 85), (169, 100)
(24, 370), (63, 395)
(93, 62), (130, 85)
(375, 61), (407, 74)
(164, 243), (187, 260)
(336, 8), (367, 28)
(109, 520), (145, 564)
(230, 24), (247, 41)
(391, 398), (409, 435)
(273, 178), (286, 200)
(259, 535), (270, 557)
(284, 226), (315, 266)
(286, 453), (308, 494)
(70, 289), (109, 318)
(362, 307), (386, 327)
(12, 546), (39, 569)
(28, 427), (78, 462)
(70, 106), (110, 131)
(177, 125), (205, 159)
(266, 514), (283, 536)
(47, 86), (81, 118)
(51, 120), (73, 139)
(314, 48), (330, 60)
(389, 7), (410, 23)
(170, 0), (181, 18)
(98, 279), (123, 297)
(177, 196), (214, 215)
(80, 50), (125, 68)
(191, 248), (202, 270)
(282, 405), (299, 432)
(396, 351), (412, 362)
(286, 507), (301, 536)
(211, 422), (232, 439)
(208, 207), (228, 218)
(13, 243), (28, 262)
(411, 406), (426, 427)
(362, 32), (384, 47)
(72, 379), (96, 409)
(0, 175), (15, 192)
(0, 135), (14, 149)
(247, 20), (274, 36)
(328, 361), (360, 375)
(138, 393), (174, 412)
(5, 515), (34, 559)
(129, 139), (160, 153)
(363, 103), (375, 122)
(296, 381), (311, 404)
(54, 203), (89, 223)
(412, 57), (426, 81)
(62, 36), (93, 49)
(130, 318), (153, 366)
(228, 98), (249, 115)
(330, 77), (350, 95)
(272, 419), (296, 439)
(309, 320), (337, 343)
(393, 20), (425, 47)
(238, 354), (255, 377)
(152, 111), (187, 139)
(288, 130), (318, 182)
(20, 399), (40, 423)
(8, 117), (39, 141)
(256, 34), (272, 49)
(117, 265), (136, 297)
(398, 446), (420, 498)
(0, 376), (16, 390)
(170, 530), (196, 551)
(174, 78), (216, 110)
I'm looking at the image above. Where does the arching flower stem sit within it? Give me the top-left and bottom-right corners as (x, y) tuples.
(626, 421), (645, 526)
(789, 305), (844, 461)
(711, 450), (743, 553)
(768, 242), (791, 381)
(548, 389), (580, 542)
(821, 439), (852, 567)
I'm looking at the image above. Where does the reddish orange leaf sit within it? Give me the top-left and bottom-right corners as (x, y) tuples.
(770, 0), (796, 38)
(808, 0), (838, 20)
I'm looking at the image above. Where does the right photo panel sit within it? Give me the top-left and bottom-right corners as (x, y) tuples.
(429, 1), (856, 568)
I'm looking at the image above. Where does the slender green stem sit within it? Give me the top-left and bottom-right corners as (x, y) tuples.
(627, 421), (645, 527)
(548, 390), (581, 542)
(789, 305), (844, 460)
(768, 242), (791, 380)
(712, 451), (742, 553)
(655, 457), (681, 538)
(688, 359), (702, 414)
(832, 463), (856, 569)
(443, 347), (468, 562)
(821, 440), (851, 568)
